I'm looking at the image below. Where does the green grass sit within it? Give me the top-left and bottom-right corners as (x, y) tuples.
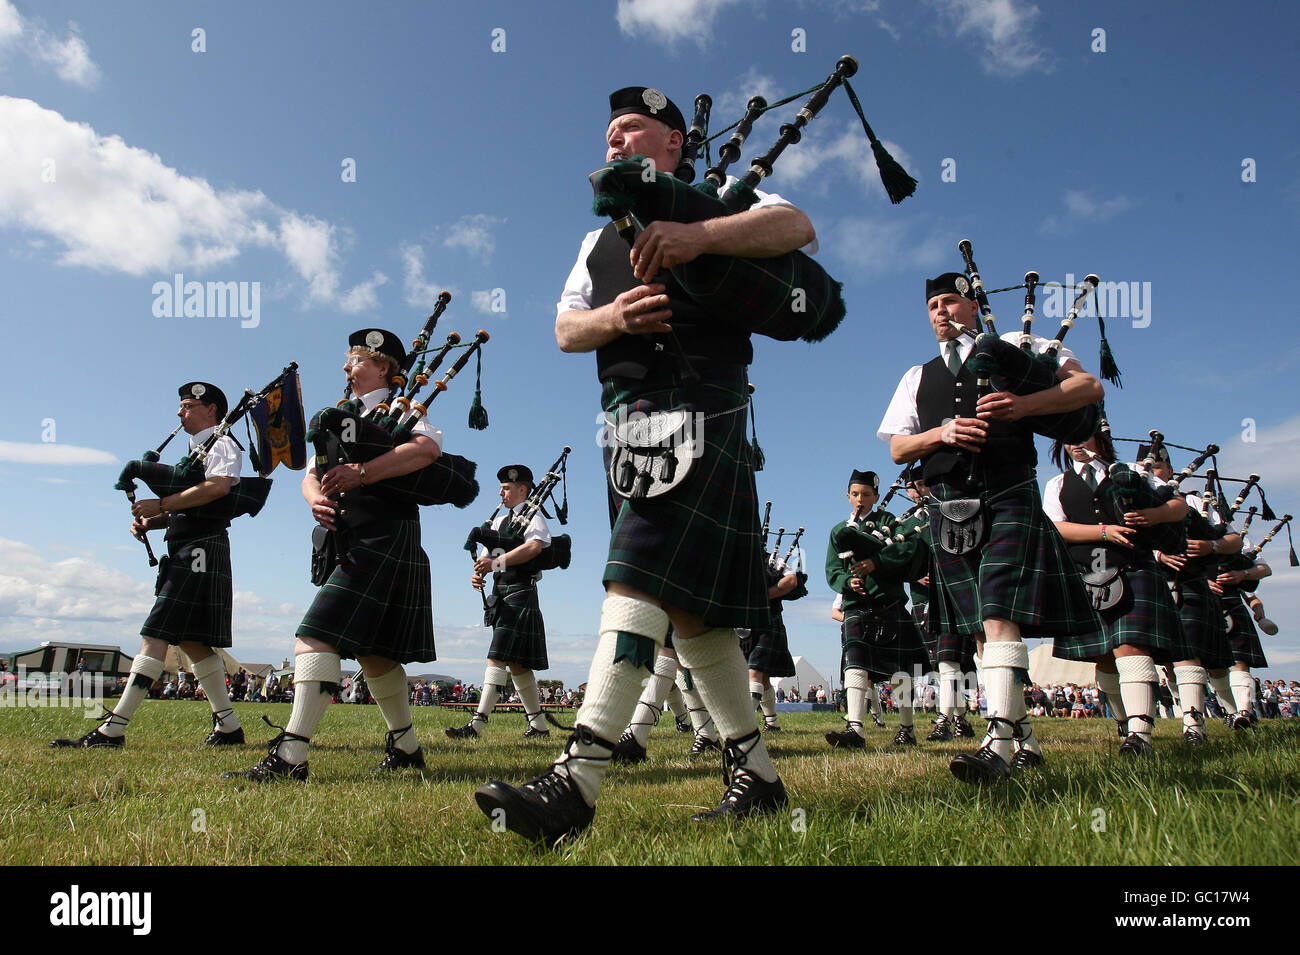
(3, 702), (1297, 865)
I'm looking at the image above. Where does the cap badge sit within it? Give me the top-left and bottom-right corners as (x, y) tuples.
(642, 88), (667, 114)
(954, 276), (970, 295)
(190, 383), (206, 398)
(365, 330), (384, 349)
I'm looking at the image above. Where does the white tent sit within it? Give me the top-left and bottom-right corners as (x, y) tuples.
(1028, 642), (1096, 687)
(162, 645), (241, 679)
(773, 655), (831, 697)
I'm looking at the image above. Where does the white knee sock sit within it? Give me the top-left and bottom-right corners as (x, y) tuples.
(512, 669), (545, 730)
(1096, 668), (1126, 724)
(1209, 672), (1238, 715)
(678, 669), (717, 742)
(1115, 655), (1157, 741)
(760, 686), (777, 723)
(560, 596), (669, 806)
(939, 661), (962, 720)
(283, 651), (341, 764)
(675, 628), (778, 782)
(844, 668), (871, 737)
(1174, 665), (1208, 731)
(104, 653), (165, 737)
(368, 665), (417, 753)
(664, 681), (687, 722)
(868, 683), (883, 719)
(981, 641), (1030, 761)
(191, 653), (240, 731)
(474, 665), (510, 730)
(628, 655), (676, 745)
(1230, 670), (1254, 715)
(892, 673), (914, 730)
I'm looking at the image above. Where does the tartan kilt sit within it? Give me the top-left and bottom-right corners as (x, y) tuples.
(298, 519), (435, 664)
(141, 533), (233, 647)
(1224, 595), (1268, 668)
(738, 611), (796, 677)
(1168, 576), (1233, 669)
(1054, 555), (1180, 662)
(601, 367), (769, 628)
(486, 580), (548, 671)
(843, 601), (930, 682)
(927, 477), (1103, 641)
(915, 603), (978, 670)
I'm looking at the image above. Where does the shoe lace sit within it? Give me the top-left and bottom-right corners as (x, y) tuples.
(95, 707), (129, 731)
(719, 728), (762, 789)
(541, 723), (616, 788)
(894, 726), (914, 743)
(258, 714), (308, 761)
(383, 723), (413, 753)
(211, 707), (235, 730)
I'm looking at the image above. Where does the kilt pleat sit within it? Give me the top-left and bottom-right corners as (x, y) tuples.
(916, 604), (978, 669)
(1167, 576), (1233, 669)
(601, 369), (769, 627)
(927, 478), (1103, 640)
(141, 533), (233, 647)
(1224, 594), (1268, 668)
(298, 519), (435, 664)
(843, 601), (931, 681)
(739, 611), (796, 677)
(486, 581), (548, 670)
(1054, 555), (1181, 662)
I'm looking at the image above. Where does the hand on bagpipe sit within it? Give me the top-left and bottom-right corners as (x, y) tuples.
(464, 447), (574, 579)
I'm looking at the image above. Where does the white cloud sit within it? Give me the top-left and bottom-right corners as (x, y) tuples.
(0, 440), (117, 466)
(927, 0), (1048, 76)
(400, 242), (448, 310)
(1040, 189), (1134, 234)
(829, 215), (948, 276)
(337, 270), (389, 313)
(442, 214), (504, 262)
(0, 1), (101, 88)
(615, 0), (744, 49)
(470, 290), (497, 315)
(1214, 414), (1300, 524)
(0, 96), (379, 312)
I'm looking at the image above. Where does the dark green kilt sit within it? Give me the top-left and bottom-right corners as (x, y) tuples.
(601, 367), (769, 628)
(141, 533), (233, 647)
(738, 611), (796, 678)
(487, 579), (548, 670)
(1166, 575), (1232, 669)
(298, 519), (435, 664)
(915, 603), (977, 670)
(928, 477), (1103, 640)
(843, 600), (930, 682)
(1054, 555), (1180, 663)
(1224, 594), (1268, 668)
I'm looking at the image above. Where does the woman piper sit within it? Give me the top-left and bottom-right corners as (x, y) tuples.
(226, 329), (441, 781)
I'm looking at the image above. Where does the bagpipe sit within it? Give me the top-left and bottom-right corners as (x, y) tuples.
(464, 447), (574, 582)
(306, 295), (486, 510)
(951, 239), (1107, 444)
(760, 503), (807, 601)
(116, 364), (296, 565)
(833, 501), (927, 568)
(587, 54), (916, 345)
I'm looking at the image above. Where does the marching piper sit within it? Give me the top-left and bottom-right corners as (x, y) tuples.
(742, 522), (803, 734)
(878, 272), (1105, 782)
(53, 383), (246, 749)
(475, 84), (815, 845)
(226, 329), (440, 780)
(449, 464), (554, 740)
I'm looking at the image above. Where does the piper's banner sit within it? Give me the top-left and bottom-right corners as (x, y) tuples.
(250, 368), (307, 475)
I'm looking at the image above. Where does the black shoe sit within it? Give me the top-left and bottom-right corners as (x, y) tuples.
(763, 719), (782, 733)
(949, 745), (1012, 783)
(1010, 746), (1044, 772)
(691, 731), (788, 822)
(953, 715), (976, 738)
(675, 715), (693, 734)
(522, 726), (551, 739)
(1230, 713), (1252, 731)
(1116, 718), (1130, 740)
(1182, 727), (1209, 746)
(688, 734), (721, 758)
(871, 714), (887, 729)
(445, 721), (482, 740)
(927, 717), (953, 741)
(224, 728), (308, 782)
(824, 727), (866, 750)
(50, 726), (124, 748)
(1118, 734), (1154, 758)
(204, 711), (245, 746)
(473, 726), (610, 846)
(610, 731), (647, 764)
(372, 727), (425, 773)
(893, 726), (917, 747)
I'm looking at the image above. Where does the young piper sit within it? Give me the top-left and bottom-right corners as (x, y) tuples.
(450, 464), (553, 740)
(225, 329), (441, 780)
(53, 383), (245, 749)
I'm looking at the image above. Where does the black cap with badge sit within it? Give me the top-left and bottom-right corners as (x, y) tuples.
(925, 272), (974, 303)
(348, 328), (407, 369)
(608, 86), (686, 137)
(178, 381), (228, 420)
(1135, 444), (1171, 465)
(848, 469), (879, 490)
(497, 464), (534, 488)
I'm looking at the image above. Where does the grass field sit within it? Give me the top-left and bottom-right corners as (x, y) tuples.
(3, 701), (1298, 866)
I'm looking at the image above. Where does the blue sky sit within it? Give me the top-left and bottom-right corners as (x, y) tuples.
(2, 0), (1298, 687)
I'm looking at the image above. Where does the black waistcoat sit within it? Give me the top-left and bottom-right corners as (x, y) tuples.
(916, 356), (1036, 486)
(586, 223), (752, 382)
(1059, 466), (1130, 568)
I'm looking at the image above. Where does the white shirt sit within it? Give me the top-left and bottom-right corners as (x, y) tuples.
(876, 332), (1080, 442)
(490, 504), (551, 547)
(189, 426), (242, 484)
(1042, 458), (1108, 523)
(556, 178), (818, 318)
(357, 387), (442, 451)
